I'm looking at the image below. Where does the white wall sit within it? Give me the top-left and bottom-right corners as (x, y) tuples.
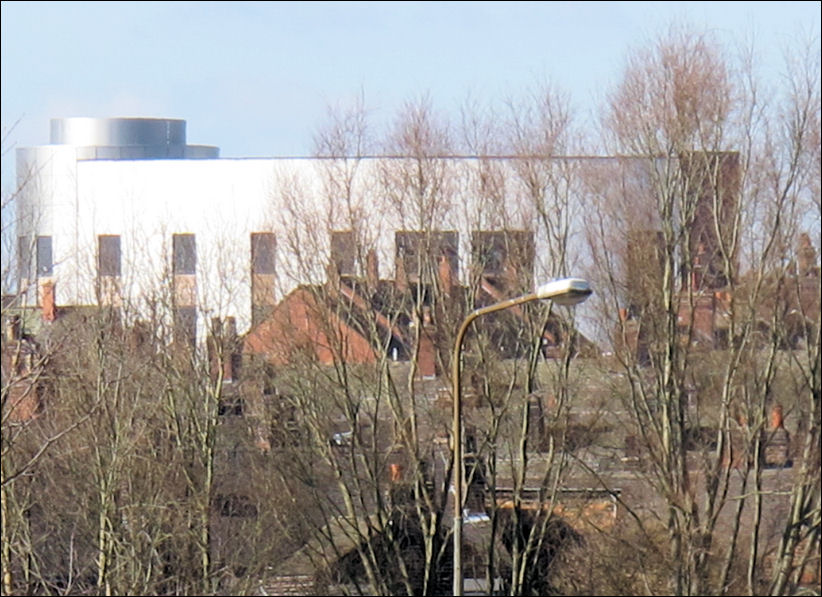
(22, 154), (594, 335)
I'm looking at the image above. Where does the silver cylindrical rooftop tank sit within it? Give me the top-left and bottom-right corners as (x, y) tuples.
(42, 117), (218, 159)
(50, 117), (187, 147)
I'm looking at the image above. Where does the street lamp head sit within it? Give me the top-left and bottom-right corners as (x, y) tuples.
(535, 277), (592, 305)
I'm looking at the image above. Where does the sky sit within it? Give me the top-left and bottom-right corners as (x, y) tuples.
(1, 1), (820, 188)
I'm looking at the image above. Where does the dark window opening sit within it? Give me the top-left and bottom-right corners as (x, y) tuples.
(218, 396), (244, 416)
(714, 328), (729, 350)
(330, 230), (356, 276)
(215, 494), (257, 518)
(269, 401), (301, 447)
(172, 234), (196, 275)
(36, 236), (53, 277)
(472, 230), (534, 290)
(17, 236), (32, 281)
(98, 235), (121, 276)
(395, 230), (458, 281)
(251, 232), (276, 275)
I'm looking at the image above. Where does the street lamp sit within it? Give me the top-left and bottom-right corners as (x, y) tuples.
(451, 277), (592, 596)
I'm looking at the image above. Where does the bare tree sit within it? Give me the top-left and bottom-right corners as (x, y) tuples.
(584, 26), (821, 596)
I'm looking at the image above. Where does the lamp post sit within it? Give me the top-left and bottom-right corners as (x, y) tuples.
(451, 277), (592, 596)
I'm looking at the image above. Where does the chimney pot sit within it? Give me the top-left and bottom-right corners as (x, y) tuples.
(770, 404), (784, 430)
(389, 463), (402, 482)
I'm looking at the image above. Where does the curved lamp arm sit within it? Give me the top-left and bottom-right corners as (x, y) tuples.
(452, 277), (591, 596)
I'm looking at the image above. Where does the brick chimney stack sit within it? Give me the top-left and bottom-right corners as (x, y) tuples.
(6, 315), (22, 342)
(416, 306), (437, 379)
(39, 280), (56, 322)
(438, 254), (453, 296)
(798, 233), (817, 277)
(366, 249), (379, 288)
(763, 403), (791, 468)
(395, 251), (408, 292)
(209, 316), (239, 382)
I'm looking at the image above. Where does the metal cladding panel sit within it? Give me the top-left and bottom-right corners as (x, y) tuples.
(51, 117), (186, 147)
(183, 145), (220, 158)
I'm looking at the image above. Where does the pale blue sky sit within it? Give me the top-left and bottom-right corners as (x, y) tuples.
(2, 1), (819, 185)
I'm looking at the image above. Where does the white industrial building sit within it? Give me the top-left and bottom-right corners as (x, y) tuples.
(14, 117), (616, 339)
